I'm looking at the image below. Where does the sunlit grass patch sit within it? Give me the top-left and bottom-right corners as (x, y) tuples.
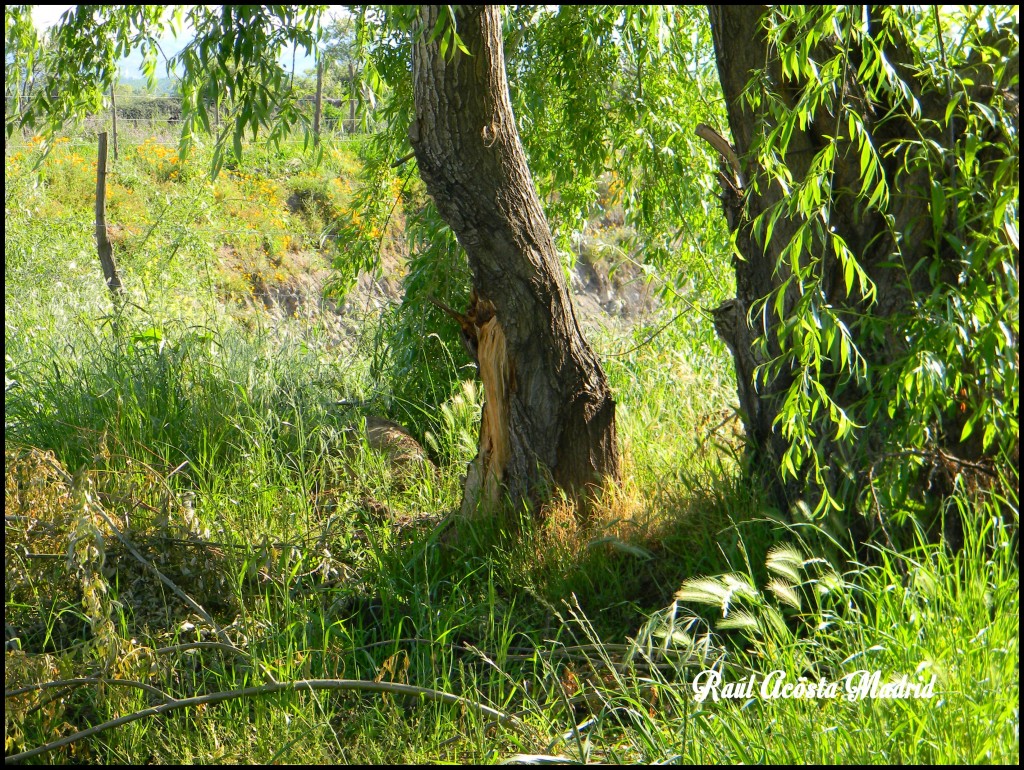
(4, 130), (1017, 765)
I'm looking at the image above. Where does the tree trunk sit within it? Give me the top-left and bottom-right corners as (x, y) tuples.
(409, 5), (619, 516)
(706, 6), (1018, 512)
(707, 5), (803, 505)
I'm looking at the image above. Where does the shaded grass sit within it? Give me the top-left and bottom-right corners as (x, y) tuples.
(4, 135), (1018, 764)
(6, 312), (1015, 763)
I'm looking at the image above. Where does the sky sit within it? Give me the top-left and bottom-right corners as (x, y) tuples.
(31, 5), (73, 30)
(30, 5), (323, 82)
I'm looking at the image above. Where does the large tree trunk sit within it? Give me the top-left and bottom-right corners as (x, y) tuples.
(707, 6), (1018, 513)
(708, 5), (815, 506)
(409, 5), (619, 516)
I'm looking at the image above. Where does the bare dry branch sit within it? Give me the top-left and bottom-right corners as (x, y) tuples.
(89, 502), (279, 685)
(4, 678), (514, 764)
(6, 677), (175, 704)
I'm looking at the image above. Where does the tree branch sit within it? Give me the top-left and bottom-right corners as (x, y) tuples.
(88, 502), (278, 685)
(4, 678), (514, 764)
(6, 677), (175, 704)
(695, 123), (743, 188)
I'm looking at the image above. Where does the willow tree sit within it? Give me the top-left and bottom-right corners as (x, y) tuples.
(353, 5), (727, 515)
(704, 6), (1018, 521)
(9, 4), (1017, 529)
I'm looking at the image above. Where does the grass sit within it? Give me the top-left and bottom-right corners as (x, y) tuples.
(4, 132), (1019, 764)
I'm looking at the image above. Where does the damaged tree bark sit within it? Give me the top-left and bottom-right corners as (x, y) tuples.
(409, 6), (619, 516)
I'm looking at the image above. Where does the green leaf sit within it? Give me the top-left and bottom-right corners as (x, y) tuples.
(233, 118), (244, 161)
(1004, 216), (1019, 250)
(960, 416), (974, 442)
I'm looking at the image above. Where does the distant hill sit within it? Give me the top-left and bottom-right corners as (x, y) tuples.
(117, 76), (177, 95)
(112, 30), (314, 86)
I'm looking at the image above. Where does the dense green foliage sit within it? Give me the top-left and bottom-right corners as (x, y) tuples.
(737, 6), (1018, 518)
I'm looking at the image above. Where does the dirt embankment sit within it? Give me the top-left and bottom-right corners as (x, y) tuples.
(223, 227), (659, 346)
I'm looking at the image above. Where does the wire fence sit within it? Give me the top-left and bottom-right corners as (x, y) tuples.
(9, 219), (362, 242)
(5, 99), (392, 254)
(5, 92), (374, 149)
(5, 202), (391, 247)
(7, 139), (181, 148)
(4, 95), (394, 286)
(6, 136), (365, 150)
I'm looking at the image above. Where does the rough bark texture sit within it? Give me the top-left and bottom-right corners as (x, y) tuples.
(409, 6), (619, 516)
(707, 6), (1019, 510)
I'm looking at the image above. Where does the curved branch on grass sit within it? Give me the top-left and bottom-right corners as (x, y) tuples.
(6, 677), (175, 704)
(4, 678), (515, 764)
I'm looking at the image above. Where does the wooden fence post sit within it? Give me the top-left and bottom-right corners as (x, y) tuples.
(109, 84), (119, 161)
(348, 61), (357, 134)
(313, 57), (324, 147)
(95, 132), (124, 303)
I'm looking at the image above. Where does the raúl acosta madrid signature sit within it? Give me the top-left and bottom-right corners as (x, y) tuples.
(691, 668), (937, 702)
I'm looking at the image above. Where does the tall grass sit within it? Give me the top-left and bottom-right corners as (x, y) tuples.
(4, 134), (1018, 764)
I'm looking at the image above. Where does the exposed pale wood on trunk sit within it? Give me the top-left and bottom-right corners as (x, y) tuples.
(460, 298), (513, 516)
(409, 5), (619, 515)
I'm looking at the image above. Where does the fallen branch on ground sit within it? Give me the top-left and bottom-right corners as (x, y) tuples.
(6, 677), (175, 704)
(4, 677), (516, 764)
